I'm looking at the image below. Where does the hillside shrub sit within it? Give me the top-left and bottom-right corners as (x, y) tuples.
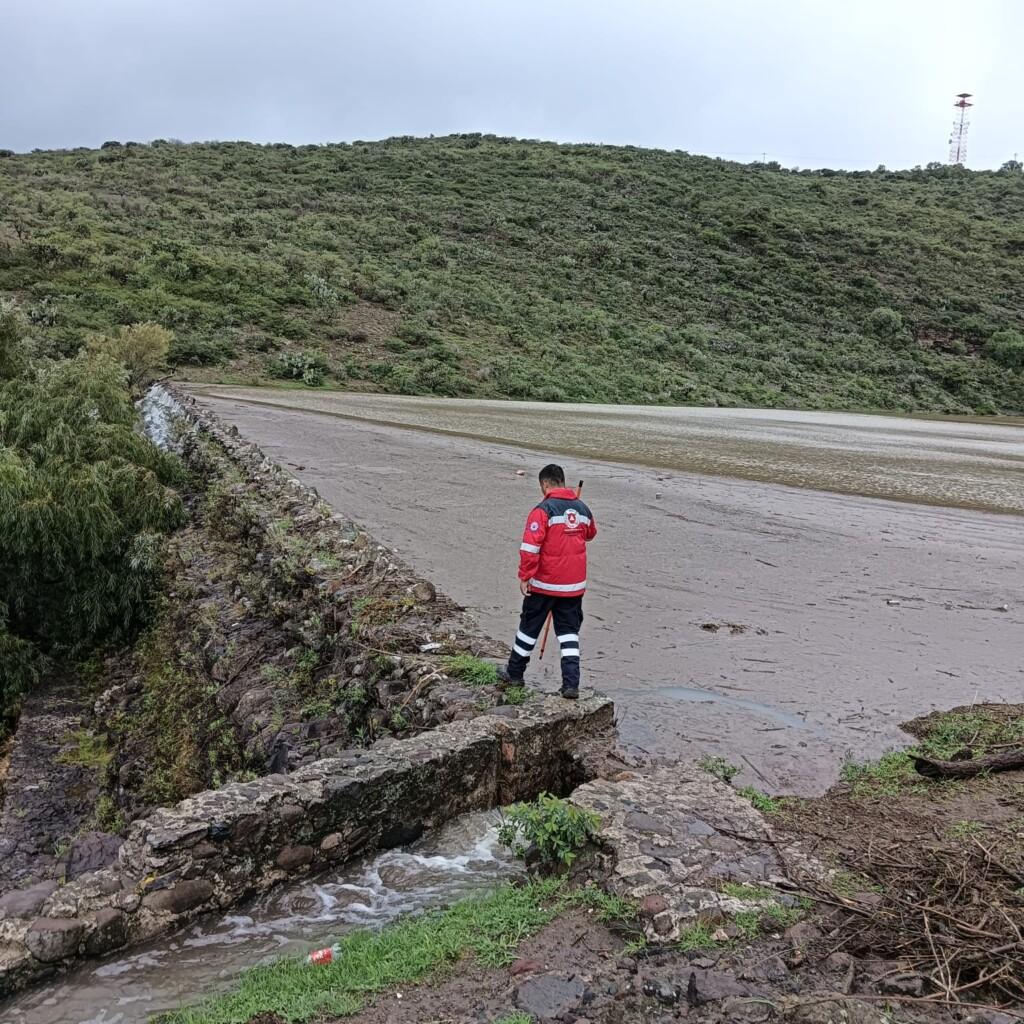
(269, 349), (328, 384)
(984, 330), (1024, 371)
(168, 334), (234, 366)
(87, 321), (172, 395)
(0, 304), (184, 722)
(864, 307), (904, 340)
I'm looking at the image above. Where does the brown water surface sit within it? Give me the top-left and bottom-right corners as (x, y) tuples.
(184, 386), (1024, 794)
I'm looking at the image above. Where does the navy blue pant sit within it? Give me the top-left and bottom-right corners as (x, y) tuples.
(506, 593), (584, 689)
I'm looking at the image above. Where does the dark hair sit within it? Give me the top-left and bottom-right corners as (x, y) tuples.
(539, 463), (565, 486)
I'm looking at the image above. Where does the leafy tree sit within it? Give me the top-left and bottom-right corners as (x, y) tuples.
(0, 304), (184, 721)
(1000, 160), (1023, 173)
(86, 321), (172, 396)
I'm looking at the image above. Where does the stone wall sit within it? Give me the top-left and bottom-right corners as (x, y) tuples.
(151, 383), (508, 765)
(0, 693), (614, 996)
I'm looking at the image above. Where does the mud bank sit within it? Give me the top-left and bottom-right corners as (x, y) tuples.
(182, 387), (1024, 793)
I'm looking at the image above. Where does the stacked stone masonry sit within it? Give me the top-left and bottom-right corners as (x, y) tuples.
(0, 694), (614, 995)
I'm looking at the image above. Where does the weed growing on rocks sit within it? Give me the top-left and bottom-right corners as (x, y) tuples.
(697, 756), (741, 784)
(443, 654), (499, 687)
(736, 785), (780, 813)
(568, 881), (639, 923)
(498, 793), (601, 868)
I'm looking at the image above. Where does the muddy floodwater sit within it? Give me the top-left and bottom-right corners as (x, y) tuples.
(2, 813), (517, 1024)
(186, 387), (1024, 793)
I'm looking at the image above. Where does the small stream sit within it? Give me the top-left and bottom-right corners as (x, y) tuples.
(2, 812), (520, 1024)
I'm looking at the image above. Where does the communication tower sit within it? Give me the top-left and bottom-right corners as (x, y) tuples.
(948, 93), (973, 165)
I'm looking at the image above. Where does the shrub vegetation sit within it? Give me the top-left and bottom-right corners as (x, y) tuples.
(0, 136), (1022, 413)
(0, 299), (183, 723)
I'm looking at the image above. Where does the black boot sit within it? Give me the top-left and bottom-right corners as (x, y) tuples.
(498, 665), (525, 688)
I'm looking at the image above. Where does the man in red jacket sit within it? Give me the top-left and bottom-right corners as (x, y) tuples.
(499, 463), (597, 699)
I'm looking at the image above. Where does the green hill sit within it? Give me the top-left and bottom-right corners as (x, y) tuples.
(1, 135), (1022, 413)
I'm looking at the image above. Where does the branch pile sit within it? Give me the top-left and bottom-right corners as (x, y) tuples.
(809, 828), (1024, 1008)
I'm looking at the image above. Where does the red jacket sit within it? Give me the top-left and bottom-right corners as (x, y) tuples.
(518, 487), (597, 598)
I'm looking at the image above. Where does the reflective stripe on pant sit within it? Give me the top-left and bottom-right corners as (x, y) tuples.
(506, 593), (584, 689)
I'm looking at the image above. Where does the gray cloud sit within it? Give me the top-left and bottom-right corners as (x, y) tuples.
(4, 0), (1021, 168)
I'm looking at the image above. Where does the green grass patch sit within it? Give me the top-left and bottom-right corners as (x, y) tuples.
(840, 750), (924, 798)
(501, 685), (529, 706)
(568, 881), (639, 923)
(493, 1014), (535, 1024)
(947, 819), (985, 840)
(698, 756), (741, 785)
(720, 881), (777, 901)
(158, 879), (564, 1024)
(56, 728), (113, 770)
(917, 709), (1024, 760)
(736, 785), (780, 813)
(677, 921), (718, 951)
(840, 708), (1024, 799)
(443, 654), (499, 687)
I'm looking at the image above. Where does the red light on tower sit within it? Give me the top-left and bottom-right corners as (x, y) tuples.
(948, 93), (973, 166)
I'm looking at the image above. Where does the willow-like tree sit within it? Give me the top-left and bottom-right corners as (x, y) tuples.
(0, 300), (184, 721)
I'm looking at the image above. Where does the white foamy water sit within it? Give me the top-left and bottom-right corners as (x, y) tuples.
(1, 812), (519, 1024)
(137, 386), (181, 451)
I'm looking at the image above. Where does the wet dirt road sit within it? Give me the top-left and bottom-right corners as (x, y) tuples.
(184, 387), (1024, 794)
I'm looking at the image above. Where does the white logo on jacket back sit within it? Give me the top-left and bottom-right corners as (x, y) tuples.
(565, 508), (579, 530)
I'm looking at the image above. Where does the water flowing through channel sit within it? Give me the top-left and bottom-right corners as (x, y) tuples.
(2, 813), (520, 1024)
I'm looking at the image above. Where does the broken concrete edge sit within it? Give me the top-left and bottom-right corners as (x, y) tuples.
(0, 694), (614, 995)
(569, 765), (823, 943)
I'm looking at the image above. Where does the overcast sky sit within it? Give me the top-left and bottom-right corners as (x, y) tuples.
(4, 0), (1022, 169)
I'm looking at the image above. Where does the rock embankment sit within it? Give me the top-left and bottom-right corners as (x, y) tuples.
(0, 693), (614, 996)
(571, 765), (816, 942)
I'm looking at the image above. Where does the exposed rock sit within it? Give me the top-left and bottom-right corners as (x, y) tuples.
(66, 833), (123, 881)
(570, 765), (819, 943)
(84, 908), (127, 956)
(0, 882), (58, 920)
(141, 879), (214, 916)
(275, 845), (315, 871)
(515, 974), (586, 1019)
(510, 957), (544, 977)
(639, 894), (668, 917)
(876, 972), (926, 997)
(24, 918), (85, 963)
